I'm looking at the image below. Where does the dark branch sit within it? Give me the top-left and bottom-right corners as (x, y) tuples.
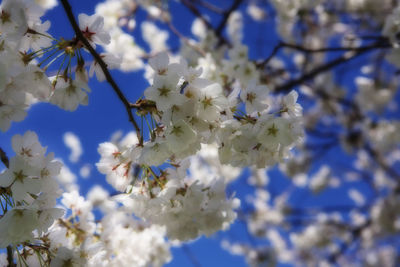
(215, 0), (243, 36)
(328, 220), (371, 264)
(275, 41), (391, 92)
(7, 246), (15, 267)
(181, 0), (230, 47)
(60, 0), (142, 143)
(280, 41), (390, 53)
(256, 41), (285, 68)
(365, 145), (400, 181)
(0, 147), (9, 168)
(181, 0), (214, 30)
(258, 39), (391, 68)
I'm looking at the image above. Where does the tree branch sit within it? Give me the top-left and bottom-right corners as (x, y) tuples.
(275, 41), (391, 92)
(256, 41), (285, 68)
(280, 41), (390, 53)
(7, 246), (15, 267)
(60, 0), (142, 143)
(0, 147), (9, 168)
(180, 0), (230, 47)
(215, 0), (243, 36)
(258, 39), (391, 68)
(181, 0), (214, 30)
(328, 220), (371, 264)
(194, 0), (225, 14)
(165, 20), (206, 56)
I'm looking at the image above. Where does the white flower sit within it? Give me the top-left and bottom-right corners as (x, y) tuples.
(97, 142), (133, 191)
(0, 0), (28, 42)
(348, 189), (366, 206)
(196, 83), (228, 122)
(282, 90), (302, 117)
(50, 77), (90, 111)
(256, 116), (297, 149)
(78, 13), (110, 47)
(12, 130), (46, 165)
(0, 208), (39, 248)
(148, 52), (169, 75)
(355, 77), (392, 113)
(144, 74), (185, 112)
(0, 105), (26, 132)
(61, 191), (93, 223)
(227, 11), (243, 44)
(383, 6), (400, 46)
(240, 79), (270, 114)
(127, 167), (239, 241)
(247, 4), (266, 21)
(0, 253), (7, 266)
(34, 0), (57, 10)
(20, 19), (52, 51)
(309, 165), (331, 193)
(50, 247), (86, 267)
(14, 64), (52, 101)
(32, 177), (61, 208)
(191, 18), (207, 39)
(87, 185), (109, 206)
(0, 157), (42, 203)
(165, 119), (200, 158)
(99, 210), (171, 267)
(138, 138), (171, 166)
(89, 53), (121, 82)
(104, 28), (144, 71)
(36, 207), (64, 234)
(141, 21), (169, 53)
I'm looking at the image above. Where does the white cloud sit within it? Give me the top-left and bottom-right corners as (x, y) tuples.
(63, 132), (83, 163)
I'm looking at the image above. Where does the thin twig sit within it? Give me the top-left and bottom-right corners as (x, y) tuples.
(257, 39), (391, 68)
(166, 20), (206, 56)
(195, 0), (225, 14)
(60, 0), (142, 143)
(275, 41), (391, 92)
(182, 245), (202, 267)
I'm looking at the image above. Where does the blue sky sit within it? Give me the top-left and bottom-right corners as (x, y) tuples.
(2, 0), (396, 266)
(0, 1), (265, 266)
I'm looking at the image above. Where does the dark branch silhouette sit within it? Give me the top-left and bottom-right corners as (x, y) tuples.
(60, 0), (142, 143)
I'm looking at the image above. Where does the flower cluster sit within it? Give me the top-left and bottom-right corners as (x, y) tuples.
(5, 187), (172, 267)
(143, 52), (303, 168)
(0, 0), (120, 132)
(0, 0), (53, 131)
(0, 131), (64, 247)
(95, 49), (303, 241)
(97, 131), (240, 241)
(122, 160), (240, 241)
